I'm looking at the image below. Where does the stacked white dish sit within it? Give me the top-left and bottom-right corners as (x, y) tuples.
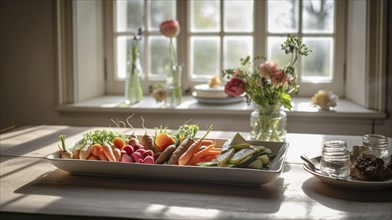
(192, 84), (244, 104)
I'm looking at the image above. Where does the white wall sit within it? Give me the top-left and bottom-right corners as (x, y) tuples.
(345, 0), (367, 106)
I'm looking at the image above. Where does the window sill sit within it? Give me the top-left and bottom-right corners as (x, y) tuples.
(56, 95), (386, 119)
(55, 95), (387, 135)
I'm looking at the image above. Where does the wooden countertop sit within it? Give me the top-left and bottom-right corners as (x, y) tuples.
(1, 125), (391, 219)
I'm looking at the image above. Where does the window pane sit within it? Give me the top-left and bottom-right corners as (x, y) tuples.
(116, 0), (143, 32)
(190, 0), (220, 32)
(149, 0), (175, 31)
(190, 37), (219, 77)
(303, 0), (334, 33)
(224, 36), (253, 68)
(267, 37), (291, 68)
(149, 36), (170, 77)
(224, 0), (253, 32)
(267, 0), (298, 33)
(302, 37), (333, 82)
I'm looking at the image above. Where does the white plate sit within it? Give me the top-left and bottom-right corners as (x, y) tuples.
(303, 156), (392, 190)
(193, 84), (228, 99)
(47, 139), (288, 186)
(192, 92), (245, 104)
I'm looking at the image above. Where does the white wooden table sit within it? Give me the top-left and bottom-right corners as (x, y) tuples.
(1, 125), (391, 219)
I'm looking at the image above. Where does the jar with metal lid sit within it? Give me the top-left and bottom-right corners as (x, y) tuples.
(320, 140), (351, 179)
(361, 134), (391, 163)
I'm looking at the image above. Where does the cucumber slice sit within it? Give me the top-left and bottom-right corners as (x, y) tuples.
(248, 159), (263, 169)
(229, 148), (257, 165)
(217, 148), (235, 166)
(197, 161), (219, 166)
(229, 133), (248, 147)
(220, 139), (232, 153)
(232, 143), (250, 150)
(258, 154), (270, 165)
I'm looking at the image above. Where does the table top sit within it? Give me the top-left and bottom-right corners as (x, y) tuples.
(1, 125), (391, 219)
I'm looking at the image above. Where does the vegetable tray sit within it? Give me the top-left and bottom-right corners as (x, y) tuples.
(47, 139), (288, 186)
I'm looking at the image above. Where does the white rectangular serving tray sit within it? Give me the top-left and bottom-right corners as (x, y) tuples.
(47, 139), (288, 186)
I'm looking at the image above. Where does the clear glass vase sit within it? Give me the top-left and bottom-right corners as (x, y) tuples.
(165, 64), (182, 108)
(124, 43), (143, 105)
(250, 104), (287, 142)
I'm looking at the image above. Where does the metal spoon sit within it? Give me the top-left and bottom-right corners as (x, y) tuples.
(300, 154), (320, 172)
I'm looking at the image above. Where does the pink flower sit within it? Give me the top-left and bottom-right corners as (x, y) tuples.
(224, 78), (245, 97)
(160, 20), (181, 38)
(259, 61), (277, 76)
(270, 70), (288, 86)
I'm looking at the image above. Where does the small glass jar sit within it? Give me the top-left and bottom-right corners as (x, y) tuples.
(361, 134), (391, 163)
(320, 140), (351, 179)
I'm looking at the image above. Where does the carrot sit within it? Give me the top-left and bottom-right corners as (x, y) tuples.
(155, 145), (176, 164)
(156, 132), (176, 151)
(167, 137), (194, 165)
(87, 155), (99, 160)
(187, 144), (215, 165)
(200, 139), (214, 146)
(140, 116), (155, 151)
(178, 125), (213, 166)
(98, 150), (108, 161)
(112, 146), (122, 162)
(91, 144), (103, 157)
(113, 137), (126, 150)
(102, 143), (116, 162)
(197, 154), (219, 163)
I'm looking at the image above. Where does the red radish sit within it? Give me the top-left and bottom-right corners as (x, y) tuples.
(144, 155), (154, 164)
(120, 154), (133, 163)
(143, 150), (154, 157)
(135, 158), (144, 163)
(122, 145), (134, 156)
(135, 148), (146, 155)
(131, 142), (144, 151)
(131, 152), (143, 162)
(121, 150), (127, 155)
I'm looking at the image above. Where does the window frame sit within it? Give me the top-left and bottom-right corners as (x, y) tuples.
(104, 0), (346, 97)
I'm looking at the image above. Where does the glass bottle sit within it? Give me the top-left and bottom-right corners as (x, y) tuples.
(320, 140), (351, 179)
(250, 103), (287, 142)
(165, 64), (182, 108)
(361, 134), (391, 163)
(124, 39), (143, 105)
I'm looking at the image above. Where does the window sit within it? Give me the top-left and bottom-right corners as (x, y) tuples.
(105, 0), (345, 97)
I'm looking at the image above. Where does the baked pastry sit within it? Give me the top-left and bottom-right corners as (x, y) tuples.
(350, 154), (392, 181)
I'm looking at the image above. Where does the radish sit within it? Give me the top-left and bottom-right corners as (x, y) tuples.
(122, 145), (134, 156)
(131, 151), (143, 162)
(144, 155), (154, 164)
(120, 153), (133, 163)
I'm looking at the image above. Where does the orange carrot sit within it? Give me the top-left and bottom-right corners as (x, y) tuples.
(98, 150), (108, 161)
(187, 144), (215, 165)
(91, 144), (103, 157)
(87, 155), (99, 160)
(178, 125), (213, 166)
(200, 139), (214, 146)
(113, 137), (126, 150)
(102, 143), (116, 162)
(156, 132), (176, 151)
(112, 146), (121, 162)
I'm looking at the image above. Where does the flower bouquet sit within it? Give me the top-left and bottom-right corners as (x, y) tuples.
(223, 35), (311, 141)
